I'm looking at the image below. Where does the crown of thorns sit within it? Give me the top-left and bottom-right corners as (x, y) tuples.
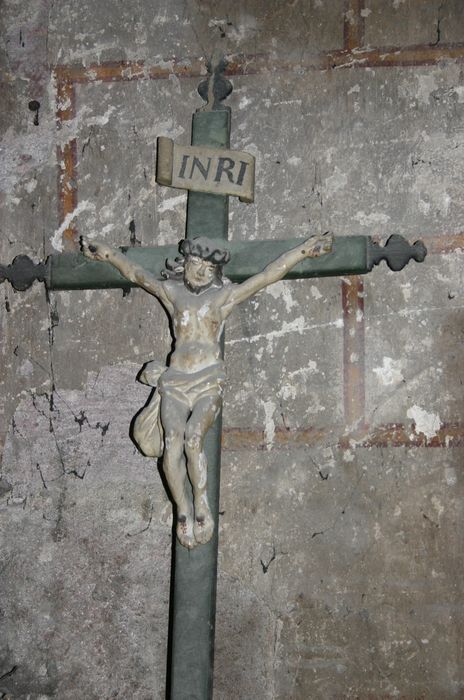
(179, 237), (230, 265)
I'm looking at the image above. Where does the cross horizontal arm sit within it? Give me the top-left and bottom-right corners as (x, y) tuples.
(0, 235), (426, 292)
(42, 234), (424, 291)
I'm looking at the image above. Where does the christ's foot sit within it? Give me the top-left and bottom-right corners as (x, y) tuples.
(193, 502), (215, 545)
(176, 513), (196, 549)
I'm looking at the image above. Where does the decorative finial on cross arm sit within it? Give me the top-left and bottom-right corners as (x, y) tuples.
(0, 255), (49, 291)
(197, 50), (233, 112)
(367, 234), (427, 272)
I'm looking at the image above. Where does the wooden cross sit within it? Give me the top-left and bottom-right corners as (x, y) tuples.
(0, 54), (426, 700)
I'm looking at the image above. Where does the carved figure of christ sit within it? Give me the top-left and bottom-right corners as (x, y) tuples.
(81, 232), (332, 548)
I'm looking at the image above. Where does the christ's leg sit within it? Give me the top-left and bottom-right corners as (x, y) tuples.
(185, 394), (221, 545)
(160, 395), (195, 549)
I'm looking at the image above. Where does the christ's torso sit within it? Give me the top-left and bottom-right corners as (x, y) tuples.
(163, 280), (230, 373)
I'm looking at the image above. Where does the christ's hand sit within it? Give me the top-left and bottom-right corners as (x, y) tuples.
(302, 232), (333, 257)
(221, 231), (334, 314)
(80, 236), (172, 308)
(80, 237), (112, 262)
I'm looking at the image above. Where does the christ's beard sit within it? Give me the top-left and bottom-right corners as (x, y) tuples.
(183, 276), (222, 294)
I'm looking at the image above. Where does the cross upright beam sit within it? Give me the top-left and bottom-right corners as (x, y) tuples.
(167, 58), (232, 700)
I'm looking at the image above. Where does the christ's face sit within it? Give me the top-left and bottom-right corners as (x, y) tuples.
(184, 256), (217, 291)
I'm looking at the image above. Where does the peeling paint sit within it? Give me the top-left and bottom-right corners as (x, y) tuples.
(262, 399), (276, 450)
(407, 405), (441, 439)
(157, 193), (187, 213)
(51, 201), (96, 251)
(373, 357), (404, 386)
(354, 210), (391, 227)
(265, 280), (297, 312)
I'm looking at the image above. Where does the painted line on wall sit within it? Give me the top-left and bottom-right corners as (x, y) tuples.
(342, 275), (366, 432)
(343, 0), (366, 51)
(424, 231), (464, 254)
(55, 77), (78, 248)
(349, 422), (464, 449)
(222, 423), (464, 451)
(55, 59), (205, 84)
(55, 43), (464, 89)
(56, 139), (78, 249)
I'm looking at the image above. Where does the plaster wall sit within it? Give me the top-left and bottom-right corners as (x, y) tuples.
(1, 1), (463, 698)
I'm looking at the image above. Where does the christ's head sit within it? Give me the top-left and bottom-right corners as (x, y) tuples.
(162, 236), (230, 292)
(183, 255), (218, 290)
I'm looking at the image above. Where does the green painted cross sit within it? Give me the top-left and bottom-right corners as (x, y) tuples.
(0, 54), (426, 700)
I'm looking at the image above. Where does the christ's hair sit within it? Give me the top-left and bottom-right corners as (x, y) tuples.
(162, 236), (230, 281)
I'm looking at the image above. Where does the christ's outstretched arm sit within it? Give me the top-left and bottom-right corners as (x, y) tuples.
(81, 238), (172, 309)
(221, 232), (333, 314)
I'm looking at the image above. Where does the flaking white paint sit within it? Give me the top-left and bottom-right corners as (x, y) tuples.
(51, 200), (96, 251)
(373, 357), (404, 386)
(407, 405), (441, 439)
(262, 400), (276, 450)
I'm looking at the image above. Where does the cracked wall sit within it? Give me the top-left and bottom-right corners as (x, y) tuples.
(1, 1), (464, 698)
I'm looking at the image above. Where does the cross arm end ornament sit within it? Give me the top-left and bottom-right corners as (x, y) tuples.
(367, 234), (427, 272)
(197, 50), (233, 112)
(0, 254), (50, 292)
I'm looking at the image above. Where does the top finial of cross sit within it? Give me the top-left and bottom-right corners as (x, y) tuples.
(197, 50), (233, 112)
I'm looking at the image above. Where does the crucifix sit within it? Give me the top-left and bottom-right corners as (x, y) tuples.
(1, 54), (426, 699)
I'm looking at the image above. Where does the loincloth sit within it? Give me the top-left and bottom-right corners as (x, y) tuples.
(132, 360), (225, 458)
(158, 361), (226, 410)
(132, 361), (165, 458)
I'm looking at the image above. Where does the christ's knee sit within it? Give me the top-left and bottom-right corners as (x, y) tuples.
(163, 429), (184, 473)
(185, 427), (202, 463)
